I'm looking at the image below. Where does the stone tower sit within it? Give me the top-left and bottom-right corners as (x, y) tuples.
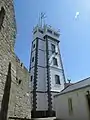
(30, 24), (66, 118)
(0, 0), (31, 119)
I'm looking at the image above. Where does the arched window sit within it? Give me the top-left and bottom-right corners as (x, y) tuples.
(0, 7), (5, 30)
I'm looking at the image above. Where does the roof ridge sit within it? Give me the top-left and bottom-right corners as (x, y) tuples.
(67, 76), (90, 87)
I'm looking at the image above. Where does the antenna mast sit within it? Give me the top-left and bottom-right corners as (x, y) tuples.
(39, 12), (46, 28)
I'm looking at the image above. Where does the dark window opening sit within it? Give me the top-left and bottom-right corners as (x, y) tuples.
(53, 57), (58, 66)
(51, 44), (55, 53)
(34, 30), (37, 34)
(19, 79), (22, 85)
(54, 32), (59, 37)
(16, 77), (18, 81)
(33, 44), (35, 48)
(32, 57), (34, 62)
(55, 75), (60, 84)
(47, 29), (52, 34)
(31, 76), (33, 82)
(0, 7), (5, 30)
(38, 29), (43, 34)
(21, 63), (23, 67)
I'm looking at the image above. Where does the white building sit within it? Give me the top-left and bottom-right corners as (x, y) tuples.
(54, 77), (90, 120)
(29, 24), (66, 118)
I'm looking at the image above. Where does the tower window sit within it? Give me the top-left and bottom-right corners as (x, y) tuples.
(31, 75), (33, 82)
(19, 79), (22, 85)
(0, 7), (5, 30)
(53, 57), (58, 66)
(33, 44), (35, 48)
(38, 29), (43, 34)
(54, 32), (59, 37)
(55, 75), (60, 84)
(32, 57), (34, 62)
(34, 30), (37, 34)
(21, 63), (23, 67)
(47, 29), (52, 34)
(68, 98), (73, 115)
(51, 44), (55, 53)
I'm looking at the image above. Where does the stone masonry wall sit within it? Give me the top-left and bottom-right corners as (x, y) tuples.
(0, 0), (31, 119)
(8, 56), (31, 119)
(0, 0), (17, 113)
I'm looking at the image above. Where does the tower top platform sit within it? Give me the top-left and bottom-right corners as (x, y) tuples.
(33, 24), (60, 41)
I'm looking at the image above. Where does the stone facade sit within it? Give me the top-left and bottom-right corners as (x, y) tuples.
(8, 56), (31, 119)
(0, 0), (31, 119)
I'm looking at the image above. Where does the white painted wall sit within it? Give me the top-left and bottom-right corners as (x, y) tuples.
(48, 39), (58, 50)
(32, 32), (48, 110)
(54, 87), (90, 120)
(36, 93), (48, 110)
(51, 92), (59, 110)
(30, 50), (35, 68)
(48, 38), (65, 92)
(38, 39), (45, 51)
(48, 39), (62, 69)
(37, 67), (46, 91)
(33, 27), (44, 40)
(49, 54), (62, 69)
(50, 69), (64, 92)
(47, 37), (65, 112)
(38, 50), (45, 67)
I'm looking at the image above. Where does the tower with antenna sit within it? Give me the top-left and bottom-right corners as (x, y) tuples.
(29, 14), (66, 118)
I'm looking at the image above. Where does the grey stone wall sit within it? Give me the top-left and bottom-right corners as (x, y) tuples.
(0, 0), (17, 114)
(8, 56), (31, 119)
(0, 0), (31, 119)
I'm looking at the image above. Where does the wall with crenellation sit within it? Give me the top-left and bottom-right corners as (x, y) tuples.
(0, 0), (31, 119)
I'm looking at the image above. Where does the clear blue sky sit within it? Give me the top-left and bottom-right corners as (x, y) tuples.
(14, 0), (90, 82)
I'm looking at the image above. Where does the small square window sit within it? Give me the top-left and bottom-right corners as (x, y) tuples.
(55, 75), (60, 84)
(32, 57), (34, 62)
(51, 44), (55, 53)
(53, 57), (58, 66)
(33, 44), (35, 48)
